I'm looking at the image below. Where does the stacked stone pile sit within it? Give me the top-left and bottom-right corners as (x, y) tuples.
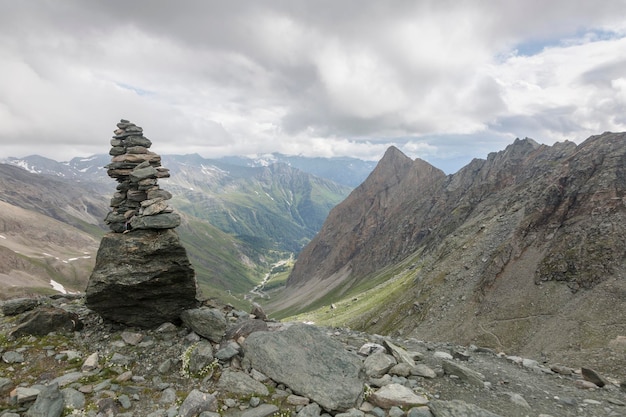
(104, 119), (180, 232)
(86, 119), (198, 327)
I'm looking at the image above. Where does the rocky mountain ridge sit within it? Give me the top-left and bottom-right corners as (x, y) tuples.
(1, 294), (625, 417)
(273, 132), (626, 373)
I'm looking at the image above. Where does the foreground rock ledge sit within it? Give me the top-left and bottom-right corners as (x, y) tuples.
(243, 323), (365, 412)
(85, 229), (198, 327)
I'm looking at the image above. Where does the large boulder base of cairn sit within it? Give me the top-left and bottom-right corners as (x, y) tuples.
(86, 229), (198, 327)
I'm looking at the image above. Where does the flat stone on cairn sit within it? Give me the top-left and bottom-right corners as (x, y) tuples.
(86, 119), (198, 328)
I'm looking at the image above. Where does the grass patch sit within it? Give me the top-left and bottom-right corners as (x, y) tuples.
(285, 252), (424, 328)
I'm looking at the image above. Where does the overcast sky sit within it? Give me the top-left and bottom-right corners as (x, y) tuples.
(1, 1), (626, 173)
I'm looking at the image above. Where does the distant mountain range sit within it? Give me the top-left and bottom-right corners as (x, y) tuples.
(0, 152), (374, 302)
(4, 152), (376, 188)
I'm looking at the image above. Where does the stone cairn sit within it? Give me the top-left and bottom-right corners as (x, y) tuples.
(104, 119), (180, 232)
(86, 119), (198, 327)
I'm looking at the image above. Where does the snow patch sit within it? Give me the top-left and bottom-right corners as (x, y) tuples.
(50, 279), (67, 294)
(0, 235), (6, 239)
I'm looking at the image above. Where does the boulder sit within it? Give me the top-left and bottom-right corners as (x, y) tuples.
(178, 389), (218, 417)
(85, 229), (198, 327)
(369, 384), (428, 409)
(243, 323), (365, 411)
(364, 352), (397, 378)
(181, 307), (227, 342)
(10, 307), (83, 338)
(217, 369), (269, 396)
(225, 318), (269, 340)
(25, 383), (64, 417)
(442, 360), (485, 388)
(1, 298), (39, 316)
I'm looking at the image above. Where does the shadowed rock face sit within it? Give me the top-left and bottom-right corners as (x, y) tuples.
(86, 229), (198, 327)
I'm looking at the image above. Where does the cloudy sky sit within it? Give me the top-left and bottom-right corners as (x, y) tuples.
(1, 1), (626, 173)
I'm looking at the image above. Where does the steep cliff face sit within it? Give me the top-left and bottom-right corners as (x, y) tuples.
(274, 132), (626, 361)
(283, 147), (446, 291)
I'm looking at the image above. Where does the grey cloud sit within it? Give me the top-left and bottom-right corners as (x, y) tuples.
(1, 0), (625, 166)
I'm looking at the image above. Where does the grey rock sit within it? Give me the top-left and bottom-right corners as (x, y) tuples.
(25, 383), (64, 417)
(428, 399), (503, 417)
(181, 307), (227, 343)
(241, 403), (280, 417)
(147, 189), (173, 200)
(225, 318), (269, 340)
(507, 392), (531, 409)
(160, 387), (177, 404)
(1, 297), (39, 316)
(359, 343), (387, 356)
(142, 200), (169, 216)
(12, 387), (40, 403)
(297, 403), (322, 417)
(215, 342), (240, 361)
(407, 406), (434, 417)
(95, 397), (118, 416)
(158, 358), (173, 374)
(2, 351), (24, 364)
(250, 302), (267, 320)
(118, 394), (132, 409)
(217, 369), (269, 396)
(550, 364), (574, 375)
(61, 387), (85, 410)
(389, 362), (413, 377)
(442, 360), (485, 388)
(178, 389), (218, 417)
(86, 229), (198, 328)
(121, 331), (144, 345)
(130, 212), (181, 229)
(370, 407), (386, 417)
(581, 367), (608, 387)
(336, 408), (365, 417)
(369, 384), (429, 409)
(388, 406), (404, 417)
(50, 371), (84, 387)
(188, 341), (214, 375)
(384, 340), (415, 366)
(364, 352), (397, 378)
(0, 377), (12, 393)
(93, 379), (111, 392)
(411, 364), (437, 379)
(199, 412), (221, 417)
(433, 351), (453, 360)
(110, 352), (132, 366)
(82, 352), (99, 371)
(130, 166), (158, 182)
(10, 307), (82, 338)
(243, 323), (365, 411)
(287, 394), (310, 406)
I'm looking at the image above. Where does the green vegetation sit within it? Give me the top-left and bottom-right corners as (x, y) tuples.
(282, 252), (425, 328)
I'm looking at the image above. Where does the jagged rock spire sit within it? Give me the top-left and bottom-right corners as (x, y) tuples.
(103, 119), (180, 232)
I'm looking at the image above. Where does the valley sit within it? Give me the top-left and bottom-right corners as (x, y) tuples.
(2, 132), (625, 380)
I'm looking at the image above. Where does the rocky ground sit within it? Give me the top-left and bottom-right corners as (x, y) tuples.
(0, 295), (625, 417)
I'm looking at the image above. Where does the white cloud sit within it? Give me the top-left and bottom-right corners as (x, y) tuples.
(0, 0), (625, 172)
